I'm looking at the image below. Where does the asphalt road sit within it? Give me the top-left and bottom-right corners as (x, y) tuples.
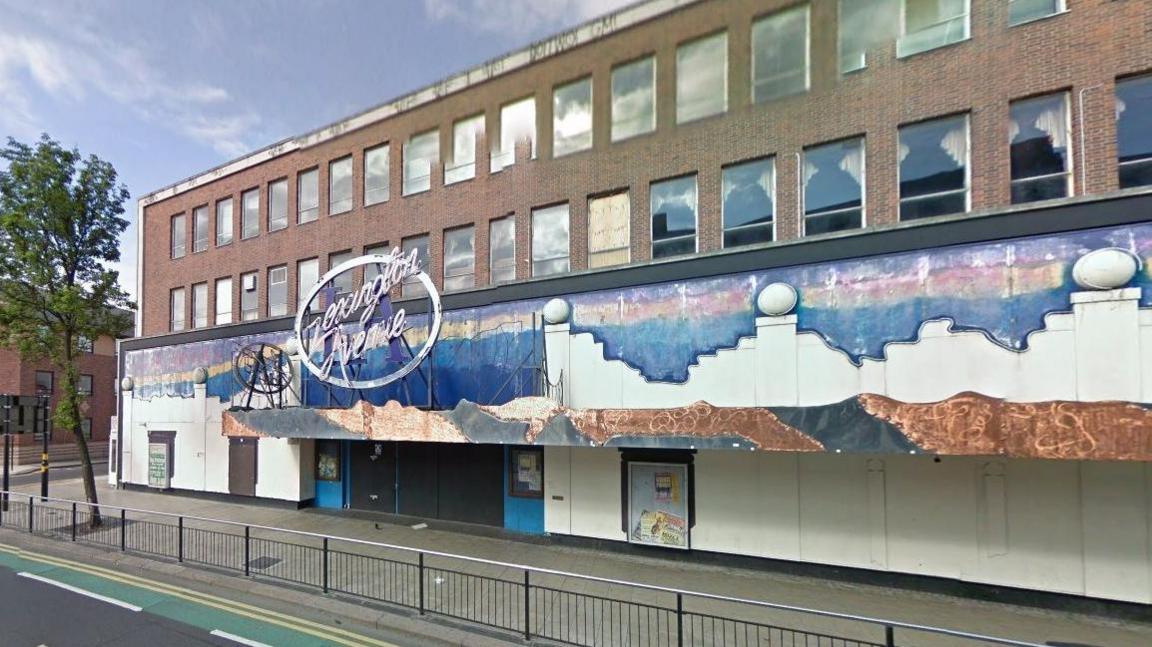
(6, 462), (107, 488)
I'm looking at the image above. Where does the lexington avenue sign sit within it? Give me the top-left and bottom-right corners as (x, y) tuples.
(293, 250), (443, 390)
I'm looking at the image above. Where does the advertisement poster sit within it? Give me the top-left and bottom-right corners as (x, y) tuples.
(628, 462), (689, 549)
(147, 442), (170, 489)
(510, 448), (543, 497)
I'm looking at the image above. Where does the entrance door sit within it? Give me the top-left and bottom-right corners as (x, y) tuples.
(349, 441), (396, 513)
(228, 438), (258, 497)
(397, 442), (438, 518)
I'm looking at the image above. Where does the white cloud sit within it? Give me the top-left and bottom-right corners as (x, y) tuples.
(423, 0), (635, 36)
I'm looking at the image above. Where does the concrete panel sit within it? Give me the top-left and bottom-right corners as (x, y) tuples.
(568, 447), (624, 541)
(570, 336), (623, 409)
(255, 438), (302, 501)
(755, 317), (797, 406)
(797, 454), (871, 568)
(1082, 461), (1152, 603)
(1073, 290), (1142, 401)
(692, 450), (766, 556)
(885, 323), (1015, 403)
(544, 446), (573, 535)
(795, 335), (859, 406)
(757, 452), (801, 560)
(884, 456), (975, 579)
(1014, 323), (1076, 402)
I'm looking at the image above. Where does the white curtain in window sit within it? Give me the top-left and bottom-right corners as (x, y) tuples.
(1116, 97), (1127, 120)
(838, 147), (865, 185)
(804, 160), (819, 186)
(1034, 104), (1068, 150)
(940, 125), (967, 166)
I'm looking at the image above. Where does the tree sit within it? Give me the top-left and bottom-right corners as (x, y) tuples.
(0, 134), (133, 527)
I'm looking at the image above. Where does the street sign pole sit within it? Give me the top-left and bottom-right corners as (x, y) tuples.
(2, 398), (10, 511)
(38, 396), (49, 499)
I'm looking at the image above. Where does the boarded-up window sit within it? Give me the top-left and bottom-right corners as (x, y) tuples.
(588, 193), (631, 269)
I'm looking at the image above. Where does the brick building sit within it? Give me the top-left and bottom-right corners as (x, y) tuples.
(121, 0), (1152, 605)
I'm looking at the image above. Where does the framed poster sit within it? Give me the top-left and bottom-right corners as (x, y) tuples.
(628, 462), (689, 549)
(147, 442), (170, 489)
(509, 447), (544, 498)
(316, 440), (341, 482)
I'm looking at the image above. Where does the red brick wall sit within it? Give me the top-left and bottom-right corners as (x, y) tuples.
(0, 344), (118, 444)
(140, 0), (1152, 336)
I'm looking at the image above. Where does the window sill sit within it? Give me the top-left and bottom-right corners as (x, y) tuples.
(896, 35), (970, 60)
(1009, 8), (1069, 28)
(329, 208), (352, 217)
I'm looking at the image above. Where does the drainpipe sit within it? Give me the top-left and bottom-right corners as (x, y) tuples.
(795, 152), (804, 237)
(1078, 84), (1102, 196)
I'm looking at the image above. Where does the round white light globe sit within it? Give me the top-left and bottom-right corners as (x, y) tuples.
(757, 283), (798, 316)
(192, 367), (209, 385)
(120, 377), (134, 391)
(542, 298), (571, 325)
(1072, 248), (1141, 290)
(280, 337), (298, 357)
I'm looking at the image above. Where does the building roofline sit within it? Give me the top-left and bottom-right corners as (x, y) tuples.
(138, 0), (700, 208)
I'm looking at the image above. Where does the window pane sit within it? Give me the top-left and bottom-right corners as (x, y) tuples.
(612, 57), (655, 141)
(216, 198), (233, 246)
(444, 226), (475, 292)
(677, 32), (727, 123)
(900, 115), (968, 220)
(1009, 0), (1062, 25)
(489, 217), (516, 284)
(1010, 93), (1069, 203)
(650, 176), (697, 258)
(329, 156), (352, 214)
(298, 169), (319, 223)
(268, 266), (288, 317)
(242, 189), (259, 239)
(553, 78), (593, 157)
(723, 159), (774, 247)
(365, 145), (390, 205)
(240, 272), (258, 321)
(447, 115), (484, 184)
(804, 138), (864, 234)
(36, 371), (52, 394)
(215, 277), (232, 325)
(193, 206), (209, 252)
(532, 204), (570, 277)
(192, 283), (208, 328)
(171, 214), (186, 258)
(839, 0), (899, 73)
(1117, 75), (1152, 189)
(297, 259), (319, 310)
(170, 287), (185, 332)
(364, 243), (390, 282)
(752, 6), (809, 103)
(404, 130), (438, 195)
(588, 193), (631, 268)
(494, 97), (536, 170)
(898, 0), (970, 57)
(328, 251), (353, 299)
(78, 375), (93, 395)
(269, 180), (288, 231)
(402, 235), (429, 298)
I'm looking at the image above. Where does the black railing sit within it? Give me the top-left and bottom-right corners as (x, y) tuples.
(0, 491), (1047, 647)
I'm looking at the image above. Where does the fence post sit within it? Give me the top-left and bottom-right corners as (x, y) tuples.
(523, 570), (531, 641)
(322, 537), (329, 593)
(177, 517), (184, 563)
(418, 552), (425, 615)
(27, 495), (33, 533)
(119, 509), (126, 551)
(244, 526), (251, 577)
(71, 502), (76, 541)
(885, 625), (895, 647)
(676, 593), (684, 647)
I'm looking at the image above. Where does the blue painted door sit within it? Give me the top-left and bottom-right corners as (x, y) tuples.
(503, 446), (544, 534)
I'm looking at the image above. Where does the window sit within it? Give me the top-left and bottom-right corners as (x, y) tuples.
(364, 144), (390, 205)
(329, 156), (353, 215)
(193, 206), (209, 252)
(240, 271), (259, 321)
(215, 277), (232, 325)
(900, 114), (969, 220)
(170, 287), (186, 332)
(443, 226), (476, 291)
(588, 192), (631, 268)
(328, 251), (353, 299)
(677, 32), (727, 123)
(171, 214), (186, 259)
(722, 158), (775, 247)
(531, 204), (570, 277)
(241, 188), (259, 239)
(364, 242), (390, 282)
(1010, 0), (1064, 26)
(839, 0), (898, 73)
(447, 115), (484, 184)
(650, 176), (698, 259)
(268, 179), (288, 232)
(192, 282), (208, 328)
(78, 374), (93, 396)
(612, 57), (656, 142)
(752, 5), (809, 103)
(404, 130), (438, 195)
(268, 266), (288, 317)
(1117, 74), (1152, 189)
(553, 78), (593, 157)
(297, 258), (319, 311)
(81, 418), (92, 440)
(898, 0), (969, 58)
(493, 96), (536, 170)
(298, 168), (319, 223)
(401, 235), (429, 298)
(489, 217), (516, 284)
(35, 371), (52, 395)
(76, 335), (94, 353)
(804, 138), (865, 235)
(215, 198), (233, 246)
(1010, 93), (1071, 203)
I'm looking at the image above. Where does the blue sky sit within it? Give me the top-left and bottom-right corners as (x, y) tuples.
(0, 0), (632, 304)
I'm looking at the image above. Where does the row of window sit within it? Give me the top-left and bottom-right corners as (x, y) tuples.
(34, 371), (94, 396)
(169, 1), (1071, 259)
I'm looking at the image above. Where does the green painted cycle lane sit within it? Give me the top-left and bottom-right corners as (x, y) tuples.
(0, 548), (350, 647)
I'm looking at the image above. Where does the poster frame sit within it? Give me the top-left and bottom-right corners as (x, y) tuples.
(626, 461), (690, 550)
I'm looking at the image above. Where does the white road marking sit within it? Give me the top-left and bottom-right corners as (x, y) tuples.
(209, 629), (274, 647)
(17, 572), (142, 612)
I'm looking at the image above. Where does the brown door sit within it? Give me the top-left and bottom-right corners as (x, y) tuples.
(229, 438), (258, 496)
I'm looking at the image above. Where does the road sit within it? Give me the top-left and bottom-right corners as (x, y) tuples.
(6, 462), (107, 488)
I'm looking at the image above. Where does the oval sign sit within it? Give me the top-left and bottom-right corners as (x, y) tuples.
(293, 250), (443, 390)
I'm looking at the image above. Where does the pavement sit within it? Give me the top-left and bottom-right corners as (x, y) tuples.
(4, 476), (1152, 647)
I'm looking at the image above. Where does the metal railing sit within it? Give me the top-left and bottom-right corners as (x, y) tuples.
(0, 490), (1048, 647)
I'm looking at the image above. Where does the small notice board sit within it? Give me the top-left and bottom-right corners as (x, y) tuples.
(627, 462), (689, 549)
(147, 442), (170, 489)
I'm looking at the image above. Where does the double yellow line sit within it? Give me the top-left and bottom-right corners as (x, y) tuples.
(0, 543), (397, 647)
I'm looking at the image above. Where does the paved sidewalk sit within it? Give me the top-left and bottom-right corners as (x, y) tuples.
(8, 477), (1152, 647)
